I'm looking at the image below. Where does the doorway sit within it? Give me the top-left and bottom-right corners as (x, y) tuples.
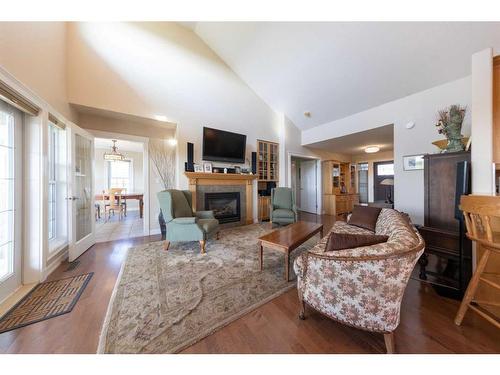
(94, 137), (146, 242)
(290, 155), (319, 214)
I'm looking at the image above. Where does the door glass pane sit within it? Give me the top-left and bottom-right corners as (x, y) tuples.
(0, 243), (12, 281)
(377, 163), (394, 176)
(75, 134), (92, 241)
(0, 109), (14, 281)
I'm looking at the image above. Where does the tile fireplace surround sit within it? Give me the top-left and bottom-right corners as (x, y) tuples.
(185, 172), (257, 226)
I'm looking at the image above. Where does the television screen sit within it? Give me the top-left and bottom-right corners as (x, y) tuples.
(202, 127), (247, 163)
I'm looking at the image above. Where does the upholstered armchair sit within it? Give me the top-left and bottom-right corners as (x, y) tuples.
(294, 209), (425, 353)
(157, 189), (219, 254)
(270, 187), (297, 225)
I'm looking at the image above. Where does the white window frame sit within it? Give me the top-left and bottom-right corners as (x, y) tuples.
(107, 159), (133, 192)
(47, 122), (68, 254)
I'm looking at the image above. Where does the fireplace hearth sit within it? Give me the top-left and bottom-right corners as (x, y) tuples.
(205, 192), (241, 224)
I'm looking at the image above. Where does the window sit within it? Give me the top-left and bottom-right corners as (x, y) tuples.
(108, 160), (132, 191)
(377, 163), (394, 176)
(47, 122), (67, 249)
(0, 109), (14, 281)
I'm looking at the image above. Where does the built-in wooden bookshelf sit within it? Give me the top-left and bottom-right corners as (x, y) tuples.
(322, 160), (359, 219)
(257, 140), (279, 181)
(257, 140), (279, 221)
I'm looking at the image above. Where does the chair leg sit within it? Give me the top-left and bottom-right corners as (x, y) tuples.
(455, 248), (491, 325)
(298, 295), (306, 320)
(199, 240), (206, 254)
(163, 241), (170, 251)
(384, 332), (395, 354)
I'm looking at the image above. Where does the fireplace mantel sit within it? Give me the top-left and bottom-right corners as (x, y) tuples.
(184, 172), (257, 224)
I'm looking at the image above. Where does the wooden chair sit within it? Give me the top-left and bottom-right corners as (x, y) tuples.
(455, 195), (500, 328)
(104, 188), (125, 220)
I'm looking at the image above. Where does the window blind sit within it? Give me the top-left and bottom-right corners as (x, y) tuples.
(48, 112), (66, 130)
(0, 79), (40, 116)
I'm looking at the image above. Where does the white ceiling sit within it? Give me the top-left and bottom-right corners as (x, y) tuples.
(194, 22), (500, 130)
(308, 124), (393, 155)
(95, 138), (144, 153)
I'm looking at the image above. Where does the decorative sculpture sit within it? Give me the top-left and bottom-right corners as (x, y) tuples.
(435, 105), (467, 153)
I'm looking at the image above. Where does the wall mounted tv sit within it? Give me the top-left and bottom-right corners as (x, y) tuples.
(202, 127), (247, 163)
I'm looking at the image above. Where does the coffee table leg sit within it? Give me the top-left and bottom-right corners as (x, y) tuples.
(285, 252), (289, 281)
(320, 227), (324, 238)
(259, 243), (263, 271)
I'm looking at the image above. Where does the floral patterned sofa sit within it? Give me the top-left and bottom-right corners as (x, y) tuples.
(293, 208), (425, 353)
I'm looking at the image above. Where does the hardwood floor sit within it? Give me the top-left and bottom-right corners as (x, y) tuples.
(0, 212), (499, 354)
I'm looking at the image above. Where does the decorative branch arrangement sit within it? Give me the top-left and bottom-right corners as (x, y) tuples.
(435, 104), (467, 153)
(149, 139), (176, 190)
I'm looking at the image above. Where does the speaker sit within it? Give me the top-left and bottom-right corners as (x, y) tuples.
(251, 152), (257, 175)
(186, 142), (194, 172)
(454, 160), (470, 220)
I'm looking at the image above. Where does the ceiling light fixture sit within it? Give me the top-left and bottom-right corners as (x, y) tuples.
(303, 111), (311, 118)
(365, 146), (380, 154)
(104, 140), (126, 161)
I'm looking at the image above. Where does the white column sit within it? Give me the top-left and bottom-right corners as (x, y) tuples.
(471, 48), (494, 195)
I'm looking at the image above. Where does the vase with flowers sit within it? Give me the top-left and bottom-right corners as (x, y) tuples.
(434, 104), (467, 153)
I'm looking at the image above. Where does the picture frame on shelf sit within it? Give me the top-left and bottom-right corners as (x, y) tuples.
(194, 164), (203, 173)
(203, 162), (213, 173)
(403, 154), (424, 171)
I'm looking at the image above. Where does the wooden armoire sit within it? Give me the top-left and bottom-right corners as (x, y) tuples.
(417, 151), (472, 299)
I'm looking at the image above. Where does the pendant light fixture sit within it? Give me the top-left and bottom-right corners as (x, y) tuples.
(104, 140), (126, 161)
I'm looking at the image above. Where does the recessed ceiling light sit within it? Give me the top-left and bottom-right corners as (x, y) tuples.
(365, 146), (380, 154)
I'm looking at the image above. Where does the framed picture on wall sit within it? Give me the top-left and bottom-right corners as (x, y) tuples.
(403, 154), (424, 171)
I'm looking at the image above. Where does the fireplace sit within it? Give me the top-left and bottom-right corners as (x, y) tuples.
(205, 192), (241, 224)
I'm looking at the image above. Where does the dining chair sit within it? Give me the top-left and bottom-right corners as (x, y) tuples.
(455, 195), (500, 329)
(104, 188), (125, 220)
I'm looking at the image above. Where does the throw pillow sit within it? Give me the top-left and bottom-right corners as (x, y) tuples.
(325, 232), (389, 251)
(347, 205), (382, 232)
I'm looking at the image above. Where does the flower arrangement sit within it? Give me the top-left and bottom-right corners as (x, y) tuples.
(435, 104), (466, 153)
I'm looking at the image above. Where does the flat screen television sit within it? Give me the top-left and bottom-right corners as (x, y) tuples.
(202, 127), (247, 163)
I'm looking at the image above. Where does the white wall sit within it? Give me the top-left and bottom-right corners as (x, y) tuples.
(302, 77), (472, 224)
(67, 22), (285, 222)
(0, 22), (76, 121)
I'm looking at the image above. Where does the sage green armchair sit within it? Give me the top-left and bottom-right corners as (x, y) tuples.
(157, 189), (219, 254)
(270, 187), (297, 226)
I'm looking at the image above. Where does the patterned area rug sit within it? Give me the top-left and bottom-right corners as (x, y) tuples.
(98, 223), (319, 353)
(0, 273), (93, 334)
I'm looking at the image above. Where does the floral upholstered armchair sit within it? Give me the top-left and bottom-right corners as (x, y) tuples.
(293, 209), (425, 353)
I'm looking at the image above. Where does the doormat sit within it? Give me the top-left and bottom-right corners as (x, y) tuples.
(0, 273), (93, 334)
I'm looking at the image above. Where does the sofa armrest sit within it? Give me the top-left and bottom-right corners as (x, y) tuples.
(195, 210), (215, 219)
(172, 217), (197, 225)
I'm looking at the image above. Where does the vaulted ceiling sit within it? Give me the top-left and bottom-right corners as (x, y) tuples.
(193, 22), (500, 130)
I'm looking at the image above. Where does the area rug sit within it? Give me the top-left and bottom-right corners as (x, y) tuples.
(0, 273), (93, 334)
(97, 223), (319, 353)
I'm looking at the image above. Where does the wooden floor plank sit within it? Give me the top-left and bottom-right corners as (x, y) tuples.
(0, 213), (499, 354)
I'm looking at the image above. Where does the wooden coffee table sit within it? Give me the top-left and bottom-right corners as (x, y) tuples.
(258, 221), (324, 281)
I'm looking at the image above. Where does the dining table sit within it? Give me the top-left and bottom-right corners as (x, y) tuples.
(95, 192), (144, 218)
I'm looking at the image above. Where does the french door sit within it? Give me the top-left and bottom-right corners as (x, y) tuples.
(0, 101), (22, 302)
(68, 126), (95, 262)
